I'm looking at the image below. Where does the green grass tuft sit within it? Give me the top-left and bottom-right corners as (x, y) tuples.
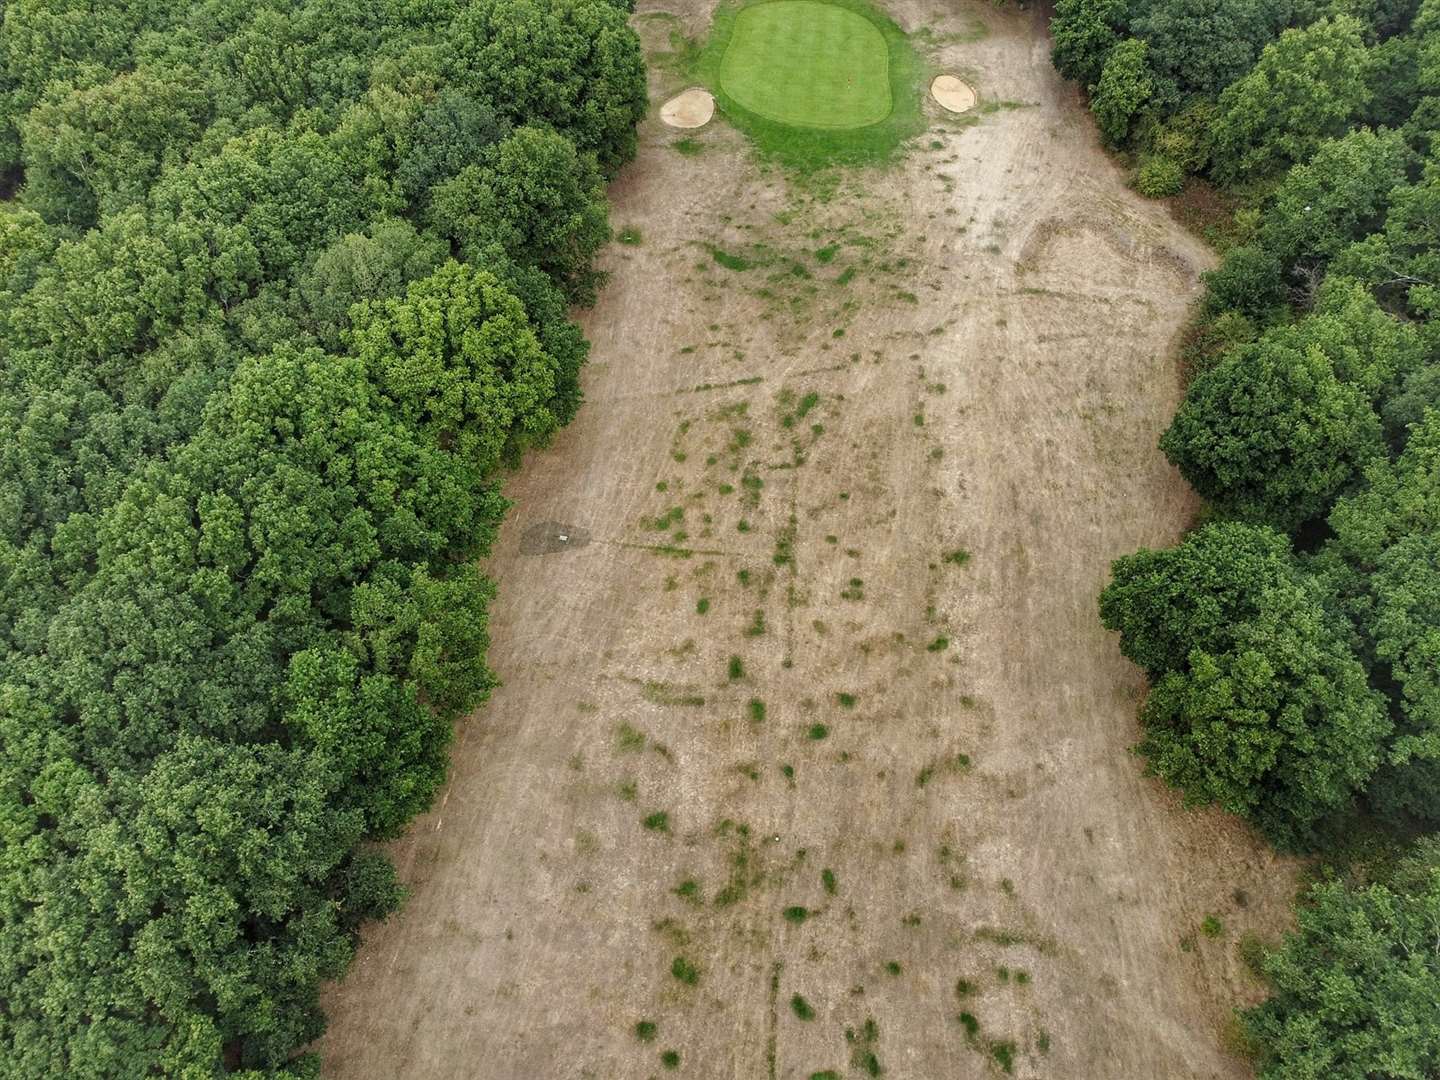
(671, 956), (700, 985)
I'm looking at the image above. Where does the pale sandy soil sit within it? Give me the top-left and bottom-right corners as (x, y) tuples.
(321, 3), (1299, 1077)
(931, 75), (976, 113)
(662, 87), (717, 128)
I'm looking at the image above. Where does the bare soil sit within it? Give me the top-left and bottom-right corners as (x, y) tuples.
(320, 3), (1300, 1077)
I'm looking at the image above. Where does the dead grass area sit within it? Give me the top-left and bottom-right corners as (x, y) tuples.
(319, 2), (1299, 1077)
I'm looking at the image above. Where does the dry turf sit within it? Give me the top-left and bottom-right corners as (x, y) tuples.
(320, 2), (1301, 1077)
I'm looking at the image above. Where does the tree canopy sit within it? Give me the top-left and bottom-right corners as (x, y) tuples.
(1243, 840), (1440, 1079)
(1068, 0), (1440, 1067)
(0, 0), (646, 1074)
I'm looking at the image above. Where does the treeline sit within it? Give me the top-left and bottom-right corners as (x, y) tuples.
(0, 0), (644, 1075)
(1051, 1), (1440, 1076)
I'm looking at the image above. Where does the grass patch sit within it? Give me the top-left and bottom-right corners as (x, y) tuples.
(635, 1020), (658, 1041)
(692, 0), (928, 169)
(710, 246), (752, 271)
(673, 136), (705, 156)
(661, 1050), (681, 1070)
(642, 811), (671, 833)
(846, 1017), (883, 1077)
(821, 868), (837, 894)
(990, 1040), (1016, 1073)
(782, 905), (811, 924)
(791, 993), (816, 1020)
(616, 723), (647, 753)
(671, 956), (700, 986)
(807, 723), (830, 740)
(719, 2), (891, 127)
(942, 548), (971, 566)
(617, 226), (642, 245)
(748, 697), (767, 723)
(644, 681), (706, 707)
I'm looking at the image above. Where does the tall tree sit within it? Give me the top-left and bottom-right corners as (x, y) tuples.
(1211, 16), (1373, 183)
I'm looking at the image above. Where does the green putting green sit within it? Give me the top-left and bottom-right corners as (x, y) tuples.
(718, 0), (893, 129)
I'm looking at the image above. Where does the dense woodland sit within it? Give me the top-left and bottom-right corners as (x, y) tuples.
(0, 0), (644, 1075)
(1053, 0), (1440, 1075)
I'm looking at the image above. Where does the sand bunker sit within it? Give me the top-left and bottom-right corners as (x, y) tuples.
(661, 88), (715, 129)
(930, 75), (976, 114)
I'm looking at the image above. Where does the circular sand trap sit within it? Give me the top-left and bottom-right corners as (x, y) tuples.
(930, 75), (976, 114)
(661, 88), (715, 129)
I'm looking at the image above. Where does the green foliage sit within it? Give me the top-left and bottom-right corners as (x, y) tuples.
(1146, 100), (1218, 175)
(671, 956), (700, 985)
(1332, 160), (1440, 316)
(1102, 523), (1390, 847)
(1202, 245), (1288, 320)
(1077, 0), (1440, 1057)
(1243, 839), (1440, 1078)
(1211, 16), (1373, 183)
(0, 0), (644, 1074)
(1100, 522), (1299, 678)
(1092, 38), (1153, 145)
(1129, 0), (1289, 103)
(1159, 284), (1417, 530)
(1323, 415), (1440, 823)
(1136, 154), (1184, 197)
(1257, 128), (1415, 279)
(445, 0), (648, 173)
(429, 126), (611, 304)
(297, 219), (449, 350)
(1049, 0), (1127, 86)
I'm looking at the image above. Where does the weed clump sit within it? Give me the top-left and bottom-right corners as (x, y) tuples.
(671, 956), (700, 985)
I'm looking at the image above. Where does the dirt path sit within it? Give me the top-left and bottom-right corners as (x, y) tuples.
(320, 3), (1298, 1077)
